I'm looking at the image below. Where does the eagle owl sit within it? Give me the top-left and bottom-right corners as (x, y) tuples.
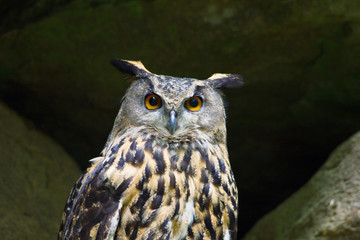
(58, 60), (243, 240)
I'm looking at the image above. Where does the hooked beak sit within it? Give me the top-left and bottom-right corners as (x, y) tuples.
(168, 109), (177, 135)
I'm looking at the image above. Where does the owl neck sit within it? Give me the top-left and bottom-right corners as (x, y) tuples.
(101, 126), (230, 177)
(104, 125), (227, 154)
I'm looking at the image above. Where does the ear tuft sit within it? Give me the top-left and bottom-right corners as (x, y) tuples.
(207, 73), (244, 88)
(110, 59), (151, 77)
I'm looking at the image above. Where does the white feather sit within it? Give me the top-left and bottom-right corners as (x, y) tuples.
(106, 200), (123, 240)
(89, 157), (103, 163)
(173, 200), (195, 240)
(224, 228), (230, 240)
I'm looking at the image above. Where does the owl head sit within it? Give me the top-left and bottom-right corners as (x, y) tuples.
(108, 60), (243, 144)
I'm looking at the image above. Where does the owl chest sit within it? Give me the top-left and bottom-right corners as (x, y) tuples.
(102, 138), (233, 239)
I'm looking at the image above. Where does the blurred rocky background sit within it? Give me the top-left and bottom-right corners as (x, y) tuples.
(1, 0), (360, 239)
(0, 102), (80, 239)
(244, 131), (360, 240)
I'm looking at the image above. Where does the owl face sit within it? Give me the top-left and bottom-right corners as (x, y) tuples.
(121, 76), (227, 138)
(110, 60), (243, 141)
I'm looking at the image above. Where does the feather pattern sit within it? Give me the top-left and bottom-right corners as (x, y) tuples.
(58, 127), (238, 239)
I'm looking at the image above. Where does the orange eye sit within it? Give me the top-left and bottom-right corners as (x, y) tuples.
(145, 94), (162, 110)
(185, 96), (202, 111)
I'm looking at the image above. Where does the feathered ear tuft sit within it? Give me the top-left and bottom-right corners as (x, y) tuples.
(110, 59), (151, 78)
(207, 73), (244, 88)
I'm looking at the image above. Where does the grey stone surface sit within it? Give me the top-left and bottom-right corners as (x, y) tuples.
(0, 102), (80, 239)
(243, 131), (360, 240)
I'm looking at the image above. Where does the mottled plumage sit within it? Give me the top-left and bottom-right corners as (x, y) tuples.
(58, 60), (243, 240)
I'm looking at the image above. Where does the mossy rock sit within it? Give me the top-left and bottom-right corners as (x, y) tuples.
(0, 102), (80, 239)
(243, 131), (360, 240)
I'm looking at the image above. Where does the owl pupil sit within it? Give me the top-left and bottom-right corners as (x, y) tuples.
(149, 96), (158, 106)
(189, 98), (198, 107)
